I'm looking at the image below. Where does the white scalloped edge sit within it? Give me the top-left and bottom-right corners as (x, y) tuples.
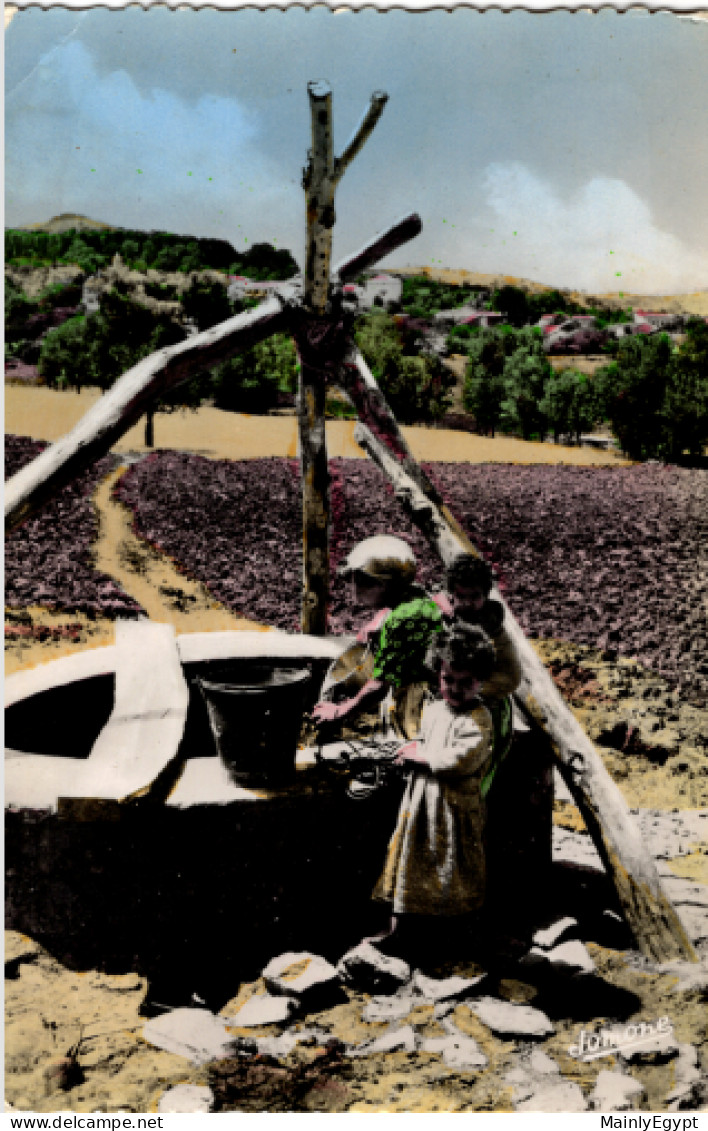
(5, 2), (708, 16)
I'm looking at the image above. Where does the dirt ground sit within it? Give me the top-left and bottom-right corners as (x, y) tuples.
(4, 391), (706, 1115)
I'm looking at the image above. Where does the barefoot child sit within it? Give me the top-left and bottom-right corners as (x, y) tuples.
(371, 622), (496, 947)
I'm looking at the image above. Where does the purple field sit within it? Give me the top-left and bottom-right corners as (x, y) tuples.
(4, 436), (142, 618)
(6, 436), (706, 706)
(113, 451), (707, 707)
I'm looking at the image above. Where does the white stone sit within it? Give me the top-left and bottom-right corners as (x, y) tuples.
(347, 1025), (418, 1057)
(227, 992), (298, 1028)
(362, 993), (415, 1024)
(533, 917), (580, 950)
(529, 1049), (561, 1076)
(515, 1079), (588, 1113)
(262, 951), (340, 1000)
(337, 941), (411, 993)
(589, 1069), (646, 1112)
(413, 970), (486, 1003)
(545, 940), (596, 976)
(158, 1085), (214, 1114)
(666, 1044), (703, 1108)
(441, 1037), (488, 1071)
(470, 996), (555, 1039)
(143, 1008), (240, 1066)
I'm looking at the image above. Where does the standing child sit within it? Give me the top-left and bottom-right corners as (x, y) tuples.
(370, 622), (496, 956)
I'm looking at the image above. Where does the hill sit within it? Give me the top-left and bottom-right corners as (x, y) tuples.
(16, 214), (116, 235)
(393, 266), (708, 319)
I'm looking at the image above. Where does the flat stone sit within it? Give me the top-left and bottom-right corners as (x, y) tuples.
(545, 940), (596, 976)
(143, 1008), (241, 1066)
(255, 1027), (328, 1059)
(528, 1049), (561, 1076)
(515, 1079), (588, 1113)
(227, 992), (299, 1029)
(589, 1069), (645, 1112)
(337, 942), (411, 994)
(422, 1019), (488, 1071)
(666, 1044), (703, 1109)
(347, 1024), (418, 1058)
(470, 996), (555, 1039)
(262, 952), (340, 1001)
(412, 970), (486, 1003)
(362, 993), (415, 1024)
(532, 917), (579, 950)
(158, 1085), (215, 1114)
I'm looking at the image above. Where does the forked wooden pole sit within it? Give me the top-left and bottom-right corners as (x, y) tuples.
(355, 421), (696, 963)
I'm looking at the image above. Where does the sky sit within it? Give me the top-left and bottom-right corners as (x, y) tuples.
(5, 6), (708, 294)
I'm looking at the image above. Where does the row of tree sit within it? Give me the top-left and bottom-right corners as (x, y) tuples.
(464, 322), (708, 461)
(5, 227), (298, 281)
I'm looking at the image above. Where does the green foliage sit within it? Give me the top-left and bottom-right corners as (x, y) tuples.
(490, 284), (529, 328)
(5, 277), (38, 342)
(540, 368), (598, 443)
(594, 335), (674, 460)
(181, 278), (233, 331)
(661, 320), (708, 461)
(500, 340), (552, 441)
(38, 289), (186, 393)
(5, 227), (298, 280)
(208, 333), (297, 414)
(355, 310), (453, 423)
(400, 276), (482, 318)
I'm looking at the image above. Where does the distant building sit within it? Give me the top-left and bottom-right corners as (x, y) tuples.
(360, 273), (403, 310)
(634, 310), (682, 330)
(460, 311), (506, 329)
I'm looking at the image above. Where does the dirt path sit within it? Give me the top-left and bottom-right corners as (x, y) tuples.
(90, 465), (269, 636)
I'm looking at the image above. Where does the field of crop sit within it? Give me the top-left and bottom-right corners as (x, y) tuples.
(5, 436), (141, 619)
(111, 452), (708, 708)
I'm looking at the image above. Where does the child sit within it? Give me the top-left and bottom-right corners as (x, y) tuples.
(313, 535), (443, 730)
(371, 622), (495, 948)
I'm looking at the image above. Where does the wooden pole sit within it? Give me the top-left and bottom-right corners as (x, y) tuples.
(5, 294), (292, 534)
(298, 84), (391, 634)
(355, 421), (697, 964)
(298, 81), (336, 634)
(333, 212), (422, 284)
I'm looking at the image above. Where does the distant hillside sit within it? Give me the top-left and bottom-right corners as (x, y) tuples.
(17, 214), (116, 235)
(394, 266), (708, 319)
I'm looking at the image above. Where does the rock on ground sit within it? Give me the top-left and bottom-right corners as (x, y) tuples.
(347, 1025), (418, 1058)
(337, 942), (411, 994)
(227, 992), (299, 1028)
(158, 1084), (215, 1114)
(142, 1008), (241, 1066)
(262, 952), (341, 1003)
(589, 1069), (645, 1112)
(469, 997), (555, 1039)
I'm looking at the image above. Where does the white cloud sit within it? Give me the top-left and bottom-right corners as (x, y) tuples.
(476, 162), (708, 294)
(5, 38), (291, 247)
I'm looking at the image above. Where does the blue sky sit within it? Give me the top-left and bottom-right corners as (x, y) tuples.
(5, 6), (708, 293)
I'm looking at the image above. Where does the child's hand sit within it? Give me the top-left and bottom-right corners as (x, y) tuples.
(394, 742), (429, 769)
(312, 701), (347, 723)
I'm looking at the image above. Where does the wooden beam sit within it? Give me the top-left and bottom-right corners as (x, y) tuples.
(5, 294), (292, 534)
(355, 421), (697, 964)
(334, 213), (422, 284)
(304, 80), (336, 314)
(333, 91), (389, 185)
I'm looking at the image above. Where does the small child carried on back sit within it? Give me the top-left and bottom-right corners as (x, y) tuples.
(371, 621), (496, 949)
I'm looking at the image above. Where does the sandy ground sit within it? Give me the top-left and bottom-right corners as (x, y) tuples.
(5, 391), (707, 1115)
(4, 385), (630, 468)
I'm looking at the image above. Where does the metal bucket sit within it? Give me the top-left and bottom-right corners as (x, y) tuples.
(196, 666), (311, 786)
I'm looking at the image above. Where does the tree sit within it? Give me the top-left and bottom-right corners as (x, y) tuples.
(181, 278), (233, 331)
(661, 320), (708, 462)
(540, 368), (597, 444)
(355, 310), (452, 423)
(209, 333), (297, 414)
(594, 334), (674, 460)
(38, 316), (90, 389)
(501, 340), (552, 441)
(491, 284), (529, 328)
(463, 331), (507, 435)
